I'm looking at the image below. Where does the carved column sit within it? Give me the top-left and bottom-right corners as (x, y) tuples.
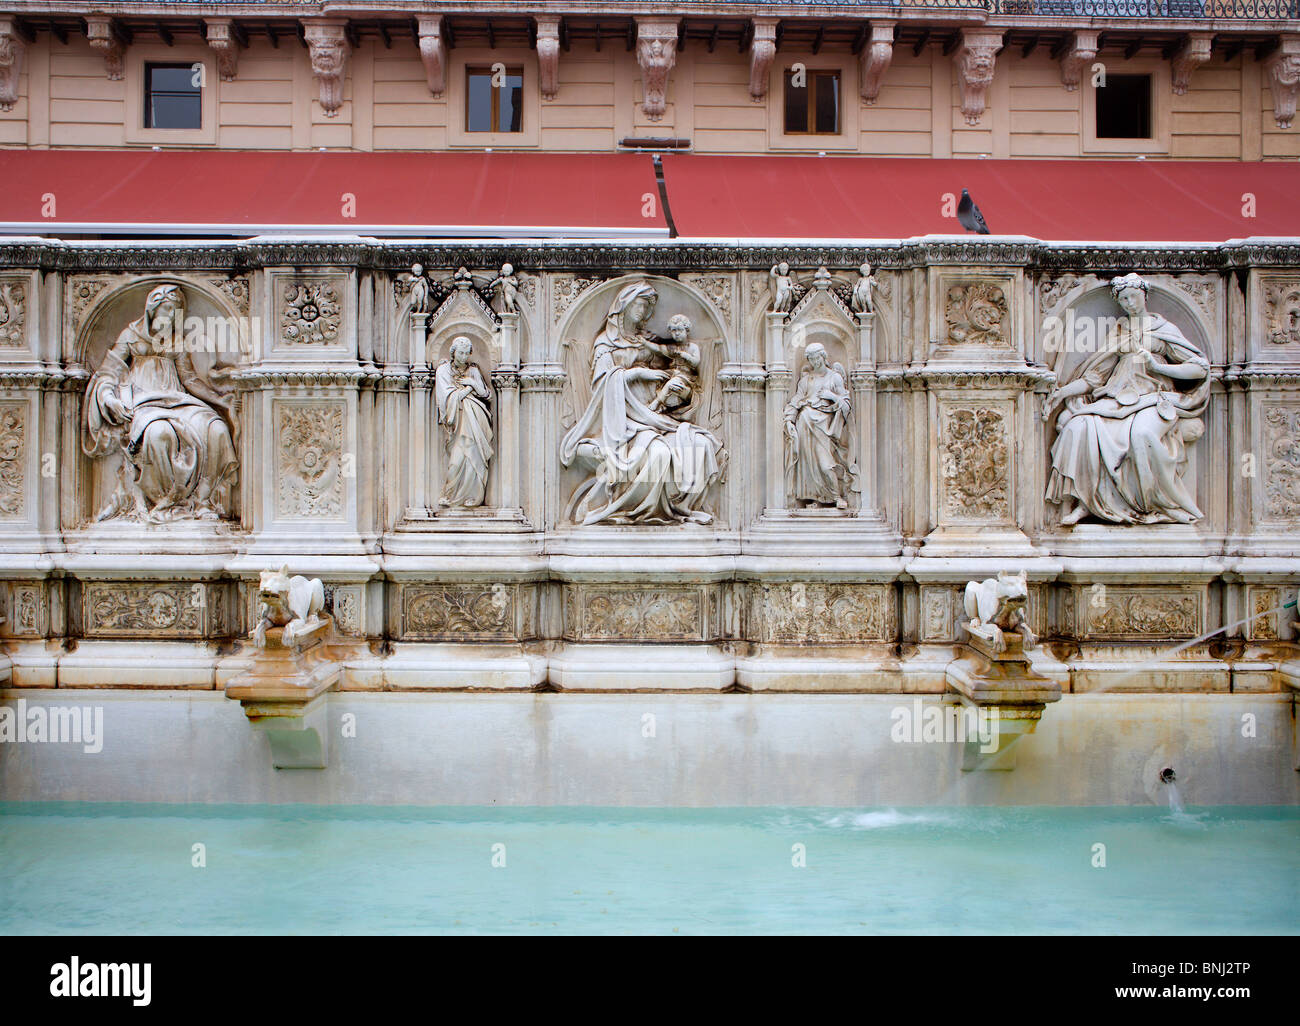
(764, 310), (789, 514)
(1266, 34), (1300, 130)
(0, 17), (26, 113)
(853, 312), (877, 514)
(749, 17), (777, 102)
(536, 16), (561, 101)
(303, 18), (350, 117)
(205, 19), (240, 82)
(494, 311), (522, 516)
(417, 16), (447, 97)
(1059, 31), (1098, 92)
(860, 21), (895, 105)
(407, 312), (430, 515)
(953, 29), (1002, 126)
(1171, 32), (1213, 96)
(85, 16), (124, 82)
(635, 19), (678, 122)
(520, 365), (564, 529)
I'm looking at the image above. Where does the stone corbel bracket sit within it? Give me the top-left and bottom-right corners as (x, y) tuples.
(303, 18), (350, 116)
(0, 17), (27, 113)
(748, 17), (778, 102)
(536, 15), (560, 100)
(954, 29), (1002, 126)
(1266, 34), (1300, 130)
(205, 18), (241, 82)
(636, 18), (678, 122)
(860, 21), (895, 105)
(1059, 30), (1098, 92)
(1171, 32), (1214, 96)
(85, 15), (126, 82)
(417, 14), (446, 98)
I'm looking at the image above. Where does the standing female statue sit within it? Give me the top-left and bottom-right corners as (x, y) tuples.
(83, 284), (238, 522)
(560, 282), (724, 525)
(784, 342), (854, 510)
(1043, 274), (1209, 525)
(434, 336), (494, 509)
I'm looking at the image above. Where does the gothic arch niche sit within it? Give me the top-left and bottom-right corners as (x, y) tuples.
(74, 277), (246, 528)
(1042, 278), (1216, 528)
(557, 274), (730, 527)
(428, 319), (499, 511)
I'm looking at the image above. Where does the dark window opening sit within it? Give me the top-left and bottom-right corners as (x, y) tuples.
(783, 69), (840, 135)
(144, 62), (202, 130)
(467, 66), (524, 133)
(1096, 73), (1152, 139)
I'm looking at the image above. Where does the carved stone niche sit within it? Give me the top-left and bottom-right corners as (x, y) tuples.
(428, 325), (499, 513)
(557, 274), (730, 528)
(73, 278), (246, 530)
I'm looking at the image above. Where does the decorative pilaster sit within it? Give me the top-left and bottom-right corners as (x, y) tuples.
(954, 29), (1002, 127)
(205, 19), (240, 82)
(1171, 32), (1213, 96)
(417, 16), (447, 97)
(0, 17), (27, 113)
(1266, 34), (1300, 130)
(853, 312), (878, 514)
(859, 21), (896, 105)
(636, 19), (678, 122)
(407, 312), (430, 516)
(493, 312), (522, 516)
(536, 16), (561, 101)
(85, 16), (125, 82)
(1059, 31), (1098, 92)
(748, 17), (778, 102)
(764, 310), (789, 514)
(303, 18), (350, 117)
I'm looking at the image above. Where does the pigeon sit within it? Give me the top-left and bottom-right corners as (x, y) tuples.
(957, 188), (990, 235)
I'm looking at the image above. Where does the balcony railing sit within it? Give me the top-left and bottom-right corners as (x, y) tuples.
(990, 0), (1298, 13)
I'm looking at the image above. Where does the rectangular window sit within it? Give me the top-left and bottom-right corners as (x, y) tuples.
(783, 69), (840, 135)
(1096, 73), (1152, 139)
(144, 62), (202, 130)
(466, 66), (524, 133)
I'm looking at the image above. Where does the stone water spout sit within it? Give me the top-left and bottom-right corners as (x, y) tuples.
(224, 567), (342, 769)
(945, 569), (1061, 770)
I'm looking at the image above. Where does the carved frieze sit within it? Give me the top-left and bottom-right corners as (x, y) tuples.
(0, 402), (24, 519)
(0, 278), (24, 346)
(945, 282), (1008, 347)
(1265, 281), (1300, 346)
(402, 583), (514, 640)
(1263, 403), (1300, 520)
(281, 280), (342, 345)
(1084, 587), (1201, 639)
(275, 401), (345, 520)
(567, 585), (705, 642)
(756, 583), (893, 645)
(940, 406), (1009, 521)
(82, 581), (229, 639)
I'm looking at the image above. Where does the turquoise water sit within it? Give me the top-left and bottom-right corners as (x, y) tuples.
(1, 803), (1296, 934)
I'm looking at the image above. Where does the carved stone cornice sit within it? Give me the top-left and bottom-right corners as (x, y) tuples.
(636, 18), (678, 122)
(859, 21), (895, 105)
(1059, 30), (1098, 92)
(85, 16), (124, 81)
(0, 17), (27, 113)
(536, 15), (561, 101)
(1266, 34), (1300, 130)
(303, 18), (349, 117)
(916, 368), (1055, 391)
(748, 17), (778, 102)
(205, 19), (239, 83)
(1171, 32), (1213, 96)
(1224, 368), (1300, 389)
(231, 367), (368, 390)
(0, 367), (76, 390)
(954, 29), (1001, 127)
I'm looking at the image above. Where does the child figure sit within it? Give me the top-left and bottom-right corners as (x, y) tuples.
(648, 314), (700, 415)
(488, 263), (519, 314)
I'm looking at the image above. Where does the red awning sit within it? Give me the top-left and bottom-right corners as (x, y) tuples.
(0, 150), (668, 238)
(661, 154), (1300, 244)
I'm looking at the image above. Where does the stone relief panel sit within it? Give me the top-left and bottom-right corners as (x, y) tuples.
(920, 585), (959, 642)
(398, 582), (534, 641)
(1248, 585), (1280, 641)
(754, 583), (894, 644)
(323, 583), (363, 637)
(939, 403), (1010, 523)
(274, 400), (345, 520)
(558, 277), (728, 526)
(0, 400), (25, 519)
(281, 279), (342, 345)
(4, 580), (44, 637)
(564, 584), (709, 642)
(944, 281), (1008, 347)
(1264, 280), (1300, 347)
(0, 277), (25, 347)
(1081, 586), (1202, 640)
(80, 580), (231, 639)
(1262, 403), (1300, 521)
